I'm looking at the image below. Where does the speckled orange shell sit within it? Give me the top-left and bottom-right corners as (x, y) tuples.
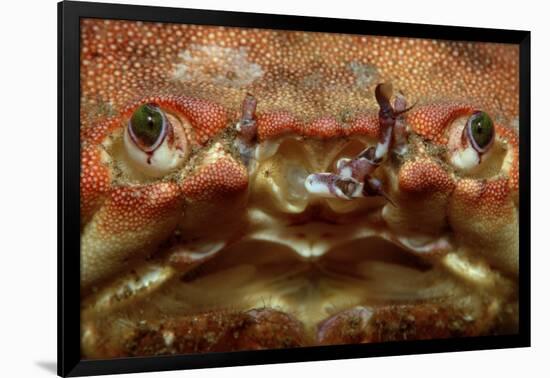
(80, 20), (519, 124)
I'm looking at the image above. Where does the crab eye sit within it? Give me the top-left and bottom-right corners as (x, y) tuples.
(128, 104), (167, 152)
(123, 104), (189, 178)
(466, 111), (494, 153)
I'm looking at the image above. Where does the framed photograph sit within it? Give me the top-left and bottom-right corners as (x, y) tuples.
(58, 0), (531, 376)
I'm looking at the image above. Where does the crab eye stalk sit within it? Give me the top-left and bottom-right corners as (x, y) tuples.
(124, 104), (189, 178)
(375, 83), (393, 107)
(448, 110), (496, 171)
(466, 111), (494, 153)
(128, 104), (167, 152)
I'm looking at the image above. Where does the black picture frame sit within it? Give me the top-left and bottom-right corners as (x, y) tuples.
(58, 1), (531, 376)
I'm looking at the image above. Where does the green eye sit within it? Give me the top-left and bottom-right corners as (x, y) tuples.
(467, 111), (494, 152)
(128, 104), (167, 152)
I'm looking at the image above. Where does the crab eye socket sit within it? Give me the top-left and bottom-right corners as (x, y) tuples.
(128, 104), (167, 152)
(466, 111), (494, 153)
(123, 103), (189, 178)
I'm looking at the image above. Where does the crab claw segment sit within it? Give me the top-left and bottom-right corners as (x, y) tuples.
(448, 178), (518, 275)
(305, 173), (363, 200)
(336, 146), (380, 181)
(375, 83), (415, 159)
(317, 303), (494, 345)
(181, 151), (248, 201)
(81, 144), (111, 225)
(304, 83), (407, 203)
(168, 240), (226, 271)
(80, 182), (184, 288)
(82, 308), (306, 358)
(382, 158), (454, 236)
(235, 93), (260, 168)
(363, 176), (395, 206)
(393, 91), (409, 155)
(235, 93), (258, 143)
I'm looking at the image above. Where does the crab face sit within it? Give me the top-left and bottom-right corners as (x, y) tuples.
(80, 19), (519, 358)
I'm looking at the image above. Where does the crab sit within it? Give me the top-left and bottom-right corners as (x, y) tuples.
(79, 19), (519, 358)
